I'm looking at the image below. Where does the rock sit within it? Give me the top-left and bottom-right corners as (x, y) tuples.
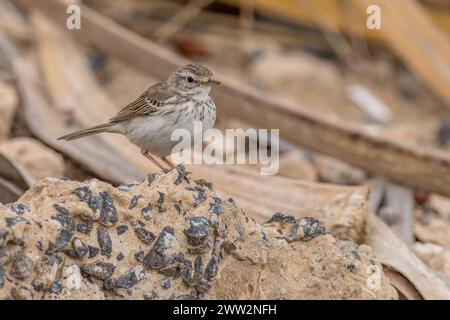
(0, 137), (65, 179)
(264, 214), (326, 242)
(46, 264), (105, 299)
(80, 262), (115, 280)
(134, 227), (156, 245)
(184, 216), (210, 247)
(0, 81), (18, 141)
(0, 168), (397, 299)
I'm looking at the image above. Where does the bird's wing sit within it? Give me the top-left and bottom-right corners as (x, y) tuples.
(109, 81), (174, 123)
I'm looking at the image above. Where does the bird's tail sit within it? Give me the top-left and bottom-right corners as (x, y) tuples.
(57, 123), (112, 141)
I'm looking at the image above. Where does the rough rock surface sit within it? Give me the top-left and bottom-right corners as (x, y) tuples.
(0, 167), (397, 299)
(0, 81), (18, 141)
(0, 138), (65, 179)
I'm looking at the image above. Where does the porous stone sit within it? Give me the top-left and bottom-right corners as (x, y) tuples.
(0, 168), (397, 300)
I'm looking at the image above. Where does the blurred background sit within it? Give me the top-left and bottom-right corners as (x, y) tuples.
(1, 0), (450, 298)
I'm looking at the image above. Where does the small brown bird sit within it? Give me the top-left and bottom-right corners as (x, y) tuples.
(58, 63), (220, 172)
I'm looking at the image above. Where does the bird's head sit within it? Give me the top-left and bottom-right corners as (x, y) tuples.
(168, 63), (220, 95)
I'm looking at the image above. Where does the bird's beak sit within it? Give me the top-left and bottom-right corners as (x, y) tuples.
(204, 79), (221, 86)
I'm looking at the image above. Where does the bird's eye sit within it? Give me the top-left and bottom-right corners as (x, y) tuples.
(187, 76), (194, 83)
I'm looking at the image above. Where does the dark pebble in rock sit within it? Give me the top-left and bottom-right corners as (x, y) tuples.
(174, 164), (187, 185)
(157, 191), (165, 204)
(116, 225), (128, 236)
(77, 221), (93, 235)
(99, 191), (118, 226)
(115, 268), (145, 289)
(116, 252), (125, 261)
(159, 265), (180, 278)
(196, 179), (213, 190)
(137, 220), (145, 227)
(134, 227), (156, 245)
(88, 246), (100, 258)
(208, 197), (222, 215)
(72, 237), (89, 258)
(196, 279), (212, 294)
(173, 202), (182, 214)
(6, 203), (29, 215)
(288, 217), (326, 242)
(10, 252), (33, 279)
(73, 187), (118, 226)
(5, 216), (27, 228)
(97, 226), (112, 258)
(135, 251), (145, 263)
(0, 230), (8, 242)
(266, 212), (297, 224)
(141, 202), (152, 220)
(146, 173), (157, 185)
(193, 190), (207, 207)
(222, 241), (236, 252)
(128, 195), (142, 210)
(158, 205), (166, 213)
(53, 229), (73, 252)
(176, 291), (198, 300)
(204, 257), (219, 279)
(162, 278), (172, 289)
(0, 266), (4, 288)
(81, 262), (115, 280)
(227, 198), (238, 207)
(339, 241), (362, 272)
(184, 217), (210, 246)
(261, 232), (268, 241)
(49, 280), (62, 294)
(51, 213), (75, 232)
(181, 259), (194, 285)
(194, 256), (204, 275)
(63, 249), (79, 258)
(143, 227), (179, 269)
(53, 204), (69, 215)
(115, 272), (137, 289)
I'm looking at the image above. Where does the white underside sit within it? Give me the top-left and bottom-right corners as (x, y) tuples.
(113, 94), (216, 157)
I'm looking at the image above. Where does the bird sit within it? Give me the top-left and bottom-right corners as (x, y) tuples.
(58, 63), (220, 172)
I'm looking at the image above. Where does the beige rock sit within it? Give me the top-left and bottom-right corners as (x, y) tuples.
(0, 81), (18, 141)
(0, 168), (397, 300)
(0, 137), (65, 179)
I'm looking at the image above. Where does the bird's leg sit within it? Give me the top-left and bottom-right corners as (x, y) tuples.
(162, 156), (177, 170)
(142, 150), (169, 173)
